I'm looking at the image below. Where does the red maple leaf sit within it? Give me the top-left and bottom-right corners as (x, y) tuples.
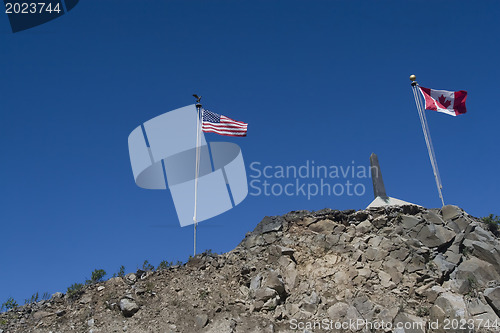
(438, 95), (451, 108)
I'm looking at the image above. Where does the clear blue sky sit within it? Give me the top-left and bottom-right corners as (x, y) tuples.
(1, 0), (499, 305)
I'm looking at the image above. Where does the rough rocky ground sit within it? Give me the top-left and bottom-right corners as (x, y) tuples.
(1, 205), (500, 333)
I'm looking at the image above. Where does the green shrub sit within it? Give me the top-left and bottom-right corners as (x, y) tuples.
(198, 289), (209, 300)
(482, 214), (500, 237)
(113, 265), (126, 278)
(142, 260), (154, 271)
(67, 283), (84, 299)
(416, 306), (430, 317)
(86, 269), (106, 284)
(117, 265), (125, 278)
(24, 292), (39, 305)
(157, 260), (172, 270)
(1, 297), (18, 311)
(203, 249), (216, 256)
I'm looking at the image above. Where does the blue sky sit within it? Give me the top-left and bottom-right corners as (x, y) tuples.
(1, 0), (499, 305)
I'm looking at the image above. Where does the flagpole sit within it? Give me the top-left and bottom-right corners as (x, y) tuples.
(193, 96), (202, 256)
(410, 75), (445, 207)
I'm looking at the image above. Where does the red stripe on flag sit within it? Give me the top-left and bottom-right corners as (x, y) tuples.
(202, 124), (247, 132)
(419, 87), (438, 111)
(453, 90), (467, 115)
(202, 128), (247, 136)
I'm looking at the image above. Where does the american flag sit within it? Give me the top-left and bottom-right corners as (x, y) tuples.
(201, 109), (248, 137)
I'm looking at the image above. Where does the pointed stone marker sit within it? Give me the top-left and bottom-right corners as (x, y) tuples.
(370, 153), (387, 199)
(367, 153), (419, 208)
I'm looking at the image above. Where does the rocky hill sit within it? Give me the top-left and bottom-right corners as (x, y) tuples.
(1, 205), (500, 333)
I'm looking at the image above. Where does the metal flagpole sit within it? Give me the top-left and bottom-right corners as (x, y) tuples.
(410, 75), (445, 207)
(193, 95), (203, 256)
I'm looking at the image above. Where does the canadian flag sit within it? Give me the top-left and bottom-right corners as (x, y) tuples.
(418, 86), (467, 116)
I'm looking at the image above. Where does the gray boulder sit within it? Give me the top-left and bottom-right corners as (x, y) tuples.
(252, 216), (284, 235)
(484, 287), (500, 315)
(262, 270), (286, 298)
(441, 205), (463, 221)
(401, 215), (421, 230)
(195, 314), (209, 328)
(452, 257), (500, 293)
(467, 295), (499, 322)
(416, 224), (455, 248)
(119, 298), (139, 317)
(254, 287), (277, 303)
(124, 273), (137, 285)
(430, 293), (469, 332)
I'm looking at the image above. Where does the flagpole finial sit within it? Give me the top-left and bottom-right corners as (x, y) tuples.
(193, 94), (202, 109)
(410, 74), (418, 86)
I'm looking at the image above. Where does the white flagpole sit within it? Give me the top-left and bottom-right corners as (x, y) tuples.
(410, 75), (445, 207)
(193, 98), (203, 256)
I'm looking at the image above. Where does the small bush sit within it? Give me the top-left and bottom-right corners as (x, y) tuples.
(198, 289), (209, 300)
(25, 291), (50, 304)
(24, 292), (39, 305)
(482, 214), (500, 237)
(157, 260), (172, 270)
(67, 283), (84, 299)
(467, 276), (477, 289)
(1, 297), (18, 311)
(203, 249), (217, 256)
(142, 260), (154, 272)
(113, 265), (126, 278)
(416, 306), (430, 317)
(117, 265), (125, 278)
(41, 292), (50, 300)
(86, 269), (106, 284)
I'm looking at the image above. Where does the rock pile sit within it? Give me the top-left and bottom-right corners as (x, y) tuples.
(1, 205), (499, 332)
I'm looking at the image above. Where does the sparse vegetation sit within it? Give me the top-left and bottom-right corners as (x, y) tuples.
(467, 276), (477, 288)
(117, 265), (125, 277)
(86, 269), (106, 285)
(3, 205), (500, 332)
(66, 283), (84, 299)
(23, 291), (50, 305)
(142, 260), (154, 271)
(203, 249), (216, 256)
(416, 306), (430, 317)
(24, 292), (39, 305)
(462, 246), (471, 258)
(113, 265), (126, 278)
(1, 297), (18, 312)
(198, 289), (209, 300)
(158, 260), (174, 270)
(466, 276), (478, 297)
(482, 214), (500, 237)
